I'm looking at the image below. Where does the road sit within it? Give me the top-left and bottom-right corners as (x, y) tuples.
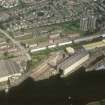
(0, 28), (31, 61)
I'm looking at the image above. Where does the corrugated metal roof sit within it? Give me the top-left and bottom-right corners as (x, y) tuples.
(58, 49), (89, 70)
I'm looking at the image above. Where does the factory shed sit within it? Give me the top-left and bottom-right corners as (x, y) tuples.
(0, 60), (22, 83)
(57, 49), (89, 77)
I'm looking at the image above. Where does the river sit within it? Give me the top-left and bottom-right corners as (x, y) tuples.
(0, 68), (105, 105)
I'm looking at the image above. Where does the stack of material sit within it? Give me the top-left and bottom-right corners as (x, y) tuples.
(65, 47), (75, 54)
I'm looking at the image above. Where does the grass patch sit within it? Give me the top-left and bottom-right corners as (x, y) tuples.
(31, 49), (51, 69)
(0, 53), (16, 60)
(61, 20), (80, 33)
(19, 35), (48, 45)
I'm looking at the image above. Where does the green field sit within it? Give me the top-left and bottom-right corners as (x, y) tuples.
(61, 20), (80, 33)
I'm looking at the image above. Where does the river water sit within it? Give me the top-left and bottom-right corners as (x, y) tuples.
(0, 68), (105, 105)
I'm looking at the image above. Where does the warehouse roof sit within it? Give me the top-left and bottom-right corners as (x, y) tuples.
(57, 49), (89, 70)
(0, 60), (21, 78)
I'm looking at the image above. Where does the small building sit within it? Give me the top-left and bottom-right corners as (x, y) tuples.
(21, 0), (34, 4)
(0, 0), (19, 8)
(57, 49), (89, 77)
(0, 12), (10, 22)
(0, 60), (22, 83)
(48, 33), (61, 44)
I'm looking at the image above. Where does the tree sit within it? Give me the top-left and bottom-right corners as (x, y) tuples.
(3, 51), (8, 59)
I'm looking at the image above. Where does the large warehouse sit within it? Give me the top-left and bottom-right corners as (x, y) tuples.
(57, 49), (90, 77)
(0, 60), (22, 83)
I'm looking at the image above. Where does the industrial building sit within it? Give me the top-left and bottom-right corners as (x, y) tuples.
(84, 47), (105, 72)
(57, 49), (90, 77)
(0, 60), (22, 83)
